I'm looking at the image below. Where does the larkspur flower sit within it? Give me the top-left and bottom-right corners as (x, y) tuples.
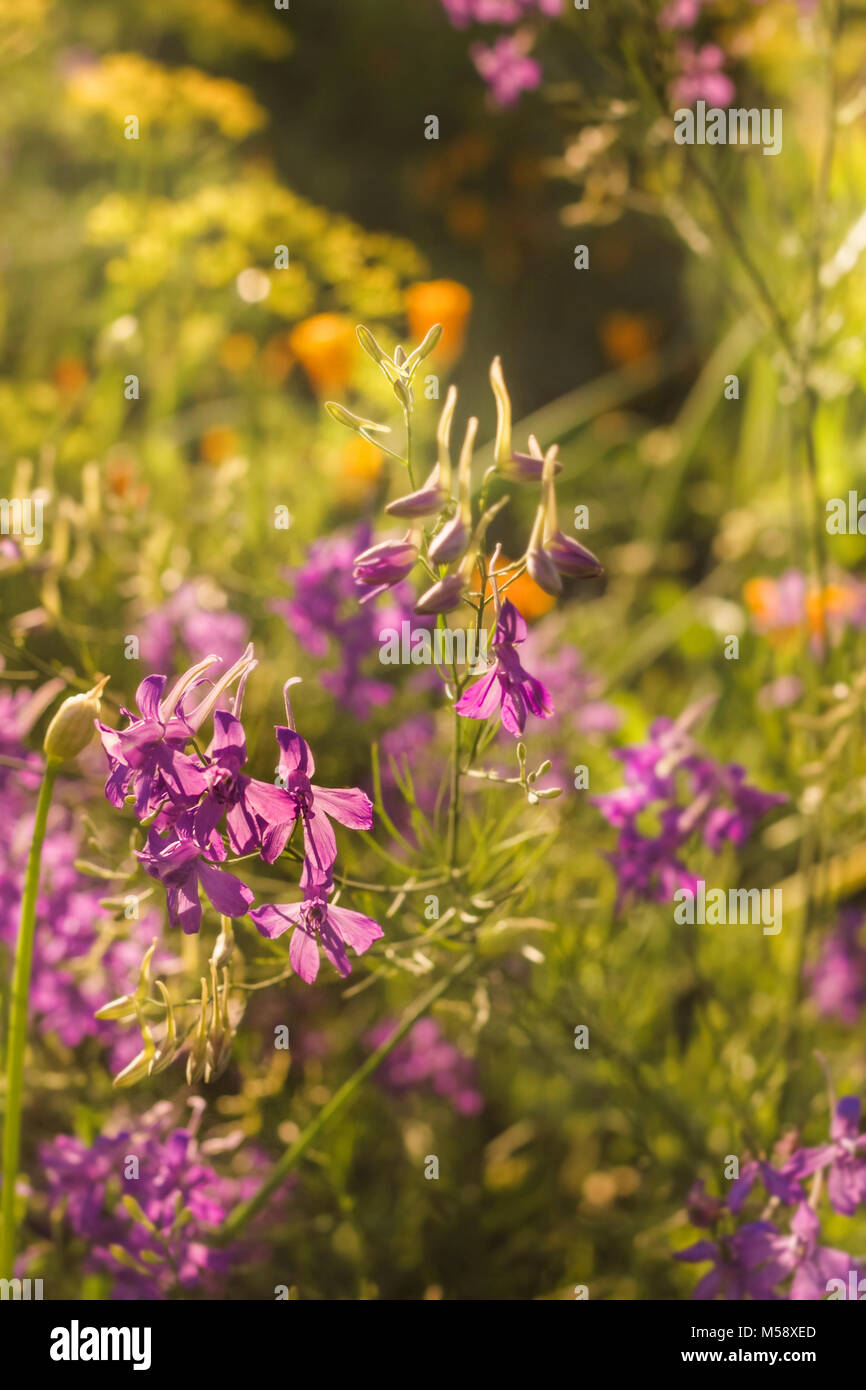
(594, 699), (785, 909)
(271, 525), (413, 719)
(353, 531), (419, 604)
(470, 35), (543, 107)
(671, 42), (735, 107)
(97, 649), (255, 820)
(193, 709), (313, 864)
(250, 882), (383, 983)
(38, 1101), (286, 1299)
(455, 597), (553, 736)
(794, 1097), (866, 1216)
(136, 817), (254, 935)
(807, 908), (866, 1025)
(366, 1018), (483, 1115)
(675, 1222), (787, 1300)
(765, 1203), (857, 1302)
(139, 580), (249, 673)
(270, 682), (374, 886)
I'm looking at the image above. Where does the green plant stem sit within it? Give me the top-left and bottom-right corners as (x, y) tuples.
(218, 952), (473, 1241)
(1, 758), (59, 1278)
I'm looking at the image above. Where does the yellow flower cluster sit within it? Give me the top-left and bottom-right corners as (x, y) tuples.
(67, 53), (267, 139)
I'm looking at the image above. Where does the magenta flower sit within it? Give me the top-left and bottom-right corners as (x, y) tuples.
(353, 532), (419, 604)
(470, 36), (543, 107)
(97, 651), (254, 820)
(675, 1222), (786, 1300)
(267, 684), (374, 887)
(794, 1098), (866, 1216)
(137, 820), (254, 935)
(454, 598), (553, 736)
(671, 42), (735, 107)
(193, 710), (310, 863)
(766, 1203), (857, 1302)
(807, 908), (866, 1025)
(250, 884), (383, 983)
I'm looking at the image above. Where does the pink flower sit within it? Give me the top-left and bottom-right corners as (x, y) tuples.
(470, 35), (542, 107)
(250, 885), (383, 983)
(454, 598), (553, 736)
(671, 43), (735, 107)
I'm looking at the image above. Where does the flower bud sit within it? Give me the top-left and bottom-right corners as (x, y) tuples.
(526, 545), (563, 596)
(43, 676), (109, 763)
(415, 572), (465, 615)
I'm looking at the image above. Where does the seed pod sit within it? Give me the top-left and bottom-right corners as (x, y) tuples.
(43, 676), (109, 763)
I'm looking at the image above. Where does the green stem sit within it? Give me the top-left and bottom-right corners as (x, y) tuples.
(447, 706), (461, 869)
(1, 758), (58, 1278)
(218, 952), (473, 1241)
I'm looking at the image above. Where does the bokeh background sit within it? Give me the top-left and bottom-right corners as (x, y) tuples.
(3, 0), (866, 1300)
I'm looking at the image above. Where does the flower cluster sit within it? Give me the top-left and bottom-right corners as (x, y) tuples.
(139, 579), (250, 674)
(38, 1100), (284, 1299)
(366, 1018), (484, 1116)
(677, 1098), (866, 1300)
(594, 699), (785, 909)
(439, 0), (561, 107)
(97, 649), (383, 985)
(330, 333), (602, 740)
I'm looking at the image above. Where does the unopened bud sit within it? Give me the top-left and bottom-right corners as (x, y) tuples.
(43, 676), (109, 763)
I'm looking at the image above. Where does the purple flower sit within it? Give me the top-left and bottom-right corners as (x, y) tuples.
(250, 884), (383, 983)
(470, 36), (543, 107)
(675, 1222), (786, 1300)
(671, 43), (735, 107)
(385, 465), (450, 518)
(442, 0), (561, 27)
(98, 651), (254, 820)
(139, 581), (249, 674)
(271, 526), (412, 720)
(193, 710), (309, 863)
(767, 1203), (856, 1302)
(137, 818), (254, 935)
(807, 908), (866, 1025)
(455, 598), (553, 736)
(659, 0), (704, 29)
(353, 532), (419, 604)
(270, 685), (373, 887)
(38, 1101), (286, 1299)
(594, 699), (785, 910)
(366, 1017), (483, 1115)
(794, 1098), (866, 1216)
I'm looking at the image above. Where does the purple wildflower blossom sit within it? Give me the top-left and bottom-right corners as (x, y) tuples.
(38, 1101), (285, 1299)
(139, 581), (249, 673)
(675, 1222), (787, 1300)
(366, 1017), (483, 1115)
(250, 883), (383, 984)
(455, 598), (553, 736)
(97, 651), (254, 820)
(794, 1098), (866, 1216)
(470, 35), (543, 107)
(671, 42), (735, 107)
(272, 526), (414, 719)
(807, 908), (866, 1025)
(594, 699), (785, 910)
(272, 693), (374, 888)
(136, 817), (254, 935)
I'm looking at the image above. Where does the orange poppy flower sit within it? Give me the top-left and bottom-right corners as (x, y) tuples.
(288, 314), (355, 395)
(406, 280), (473, 366)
